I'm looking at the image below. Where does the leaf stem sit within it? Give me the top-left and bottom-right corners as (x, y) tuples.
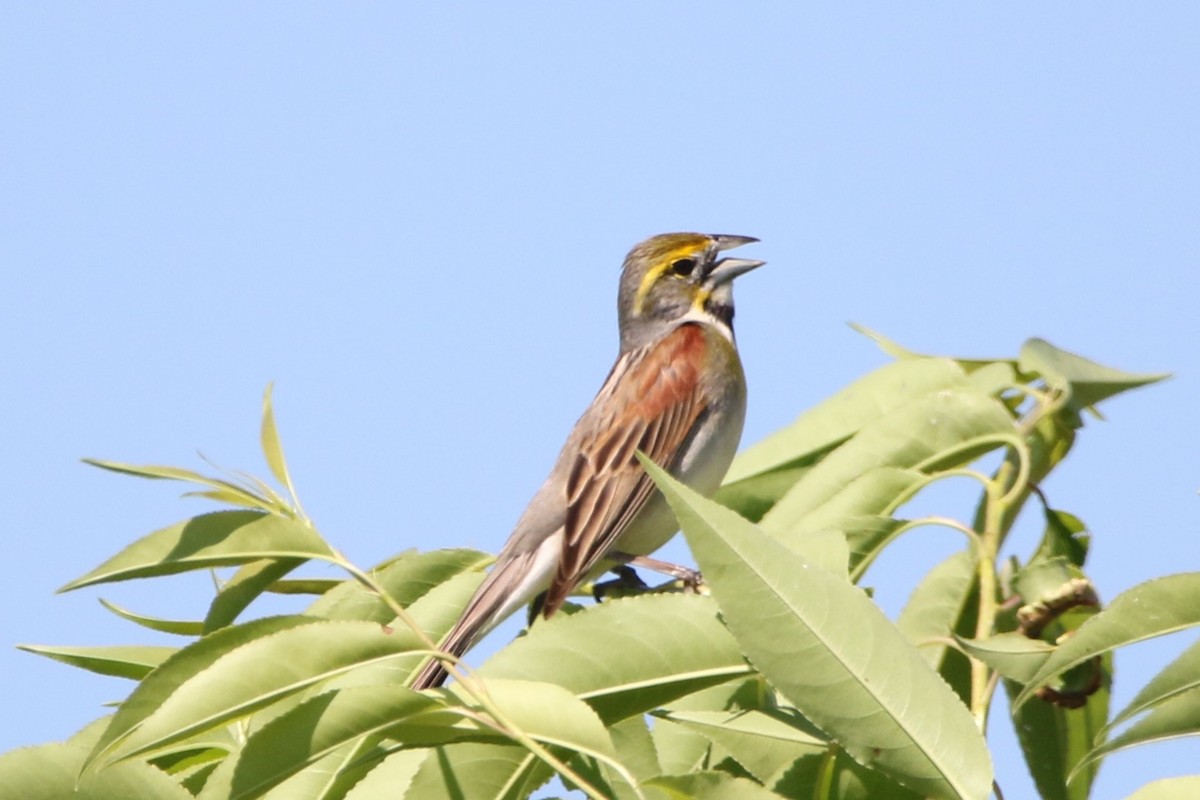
(970, 474), (1004, 728)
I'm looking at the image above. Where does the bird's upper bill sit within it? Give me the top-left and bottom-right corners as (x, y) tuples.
(706, 234), (764, 285)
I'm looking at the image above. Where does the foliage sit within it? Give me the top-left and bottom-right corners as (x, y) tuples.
(3, 337), (1196, 800)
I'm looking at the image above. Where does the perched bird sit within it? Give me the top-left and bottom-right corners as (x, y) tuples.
(412, 232), (762, 689)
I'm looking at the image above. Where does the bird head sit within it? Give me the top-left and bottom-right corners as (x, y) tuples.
(617, 232), (763, 350)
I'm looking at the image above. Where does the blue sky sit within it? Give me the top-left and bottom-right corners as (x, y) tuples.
(2, 5), (1197, 798)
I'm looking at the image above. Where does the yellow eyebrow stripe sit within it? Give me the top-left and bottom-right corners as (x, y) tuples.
(632, 243), (704, 316)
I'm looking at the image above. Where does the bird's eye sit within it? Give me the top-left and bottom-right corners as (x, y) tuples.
(670, 257), (697, 277)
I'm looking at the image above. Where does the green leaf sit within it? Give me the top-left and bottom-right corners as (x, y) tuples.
(260, 383), (300, 507)
(1109, 636), (1200, 733)
(1004, 670), (1108, 800)
(98, 598), (206, 635)
(267, 578), (342, 595)
(85, 616), (337, 768)
(307, 548), (490, 622)
(428, 679), (618, 763)
(67, 715), (115, 750)
(1076, 687), (1200, 778)
(656, 708), (827, 782)
(204, 557), (305, 632)
(342, 749), (427, 799)
(651, 678), (766, 777)
(645, 460), (992, 800)
(782, 467), (922, 536)
(199, 738), (382, 800)
(1017, 338), (1168, 411)
(780, 524), (851, 577)
(762, 388), (1014, 537)
(92, 619), (426, 768)
(726, 358), (976, 484)
(606, 715), (663, 783)
(772, 745), (925, 800)
(17, 643), (177, 680)
(715, 463), (814, 523)
(84, 458), (274, 511)
(219, 686), (437, 799)
(60, 510), (335, 592)
(1030, 509), (1090, 568)
(849, 325), (1018, 388)
(651, 715), (713, 777)
(956, 633), (1053, 684)
(1016, 573), (1200, 708)
(897, 549), (978, 678)
(400, 743), (550, 800)
(477, 593), (749, 724)
(644, 771), (787, 800)
(1126, 776), (1200, 800)
(0, 743), (194, 800)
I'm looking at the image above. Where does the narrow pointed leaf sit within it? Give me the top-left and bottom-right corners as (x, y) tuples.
(97, 598), (205, 635)
(0, 743), (194, 800)
(1004, 670), (1108, 800)
(223, 686), (437, 799)
(426, 679), (617, 761)
(314, 568), (487, 695)
(656, 709), (826, 782)
(850, 324), (1019, 387)
(96, 620), (425, 767)
(652, 715), (714, 777)
(645, 460), (992, 800)
(17, 643), (177, 680)
(1076, 687), (1200, 776)
(204, 557), (304, 632)
(1108, 636), (1200, 733)
(1018, 338), (1169, 410)
(769, 745), (924, 800)
(307, 548), (491, 622)
(401, 743), (550, 800)
(763, 388), (1014, 536)
(61, 511), (335, 592)
(260, 384), (299, 504)
(1016, 573), (1200, 708)
(784, 467), (922, 537)
(199, 738), (381, 800)
(727, 358), (976, 483)
(644, 771), (787, 800)
(68, 716), (115, 750)
(607, 715), (662, 783)
(477, 593), (749, 724)
(85, 616), (332, 768)
(897, 549), (978, 674)
(956, 633), (1054, 684)
(715, 462), (815, 523)
(268, 578), (342, 595)
(182, 488), (274, 510)
(85, 458), (272, 510)
(342, 749), (427, 799)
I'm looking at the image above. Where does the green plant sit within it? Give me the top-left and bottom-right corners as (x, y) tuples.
(4, 333), (1194, 800)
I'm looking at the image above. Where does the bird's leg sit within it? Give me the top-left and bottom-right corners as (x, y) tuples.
(607, 552), (706, 593)
(590, 565), (650, 602)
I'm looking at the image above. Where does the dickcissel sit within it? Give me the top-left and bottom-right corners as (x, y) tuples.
(412, 232), (762, 689)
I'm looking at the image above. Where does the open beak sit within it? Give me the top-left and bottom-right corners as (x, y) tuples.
(707, 257), (765, 285)
(706, 235), (764, 284)
(713, 234), (759, 252)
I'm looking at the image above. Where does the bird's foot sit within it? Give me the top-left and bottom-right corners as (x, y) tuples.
(607, 552), (707, 595)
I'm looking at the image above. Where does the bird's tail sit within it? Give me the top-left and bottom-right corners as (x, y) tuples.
(409, 546), (546, 690)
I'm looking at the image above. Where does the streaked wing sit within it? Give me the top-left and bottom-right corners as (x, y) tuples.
(542, 323), (711, 615)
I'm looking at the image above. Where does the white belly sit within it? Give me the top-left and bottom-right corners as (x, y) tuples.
(608, 391), (746, 560)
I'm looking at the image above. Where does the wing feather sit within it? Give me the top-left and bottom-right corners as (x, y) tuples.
(542, 324), (710, 615)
